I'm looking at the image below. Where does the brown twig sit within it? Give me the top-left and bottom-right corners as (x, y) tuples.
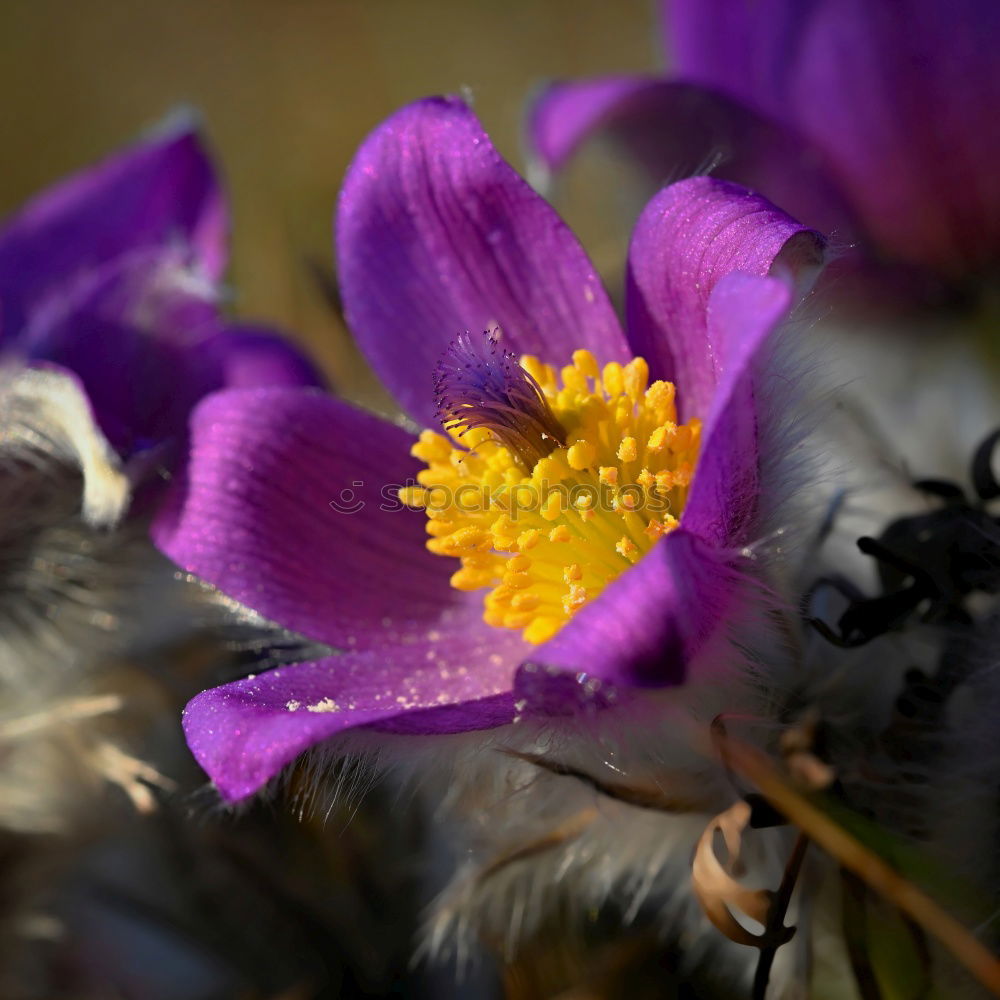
(752, 833), (809, 1000)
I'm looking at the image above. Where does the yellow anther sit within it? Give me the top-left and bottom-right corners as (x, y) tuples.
(411, 430), (453, 463)
(637, 469), (655, 490)
(520, 355), (549, 386)
(645, 380), (676, 414)
(542, 492), (565, 521)
(599, 466), (619, 486)
(508, 554), (532, 573)
(511, 592), (540, 611)
(523, 617), (562, 644)
(564, 563), (582, 583)
(602, 362), (624, 396)
(571, 349), (600, 378)
(616, 536), (639, 559)
(566, 440), (597, 470)
(518, 528), (542, 550)
(432, 526), (492, 555)
(563, 584), (588, 614)
(549, 524), (572, 543)
(451, 566), (494, 590)
(617, 437), (638, 462)
(623, 357), (649, 399)
(535, 455), (569, 481)
(561, 365), (588, 393)
(491, 514), (515, 537)
(647, 424), (675, 452)
(426, 519), (457, 537)
(502, 572), (533, 590)
(398, 486), (428, 508)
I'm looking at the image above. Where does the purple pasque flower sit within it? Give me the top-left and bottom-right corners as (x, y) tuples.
(153, 96), (825, 802)
(0, 118), (321, 471)
(530, 0), (999, 284)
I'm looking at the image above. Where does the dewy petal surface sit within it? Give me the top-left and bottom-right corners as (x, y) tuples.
(184, 654), (517, 802)
(625, 176), (822, 421)
(0, 122), (225, 338)
(528, 75), (852, 241)
(336, 96), (628, 427)
(153, 386), (530, 661)
(665, 0), (1000, 272)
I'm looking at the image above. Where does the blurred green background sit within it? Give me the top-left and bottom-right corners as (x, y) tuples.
(0, 0), (658, 403)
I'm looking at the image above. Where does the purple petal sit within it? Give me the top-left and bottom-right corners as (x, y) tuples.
(184, 653), (517, 801)
(205, 325), (325, 391)
(625, 176), (823, 421)
(14, 248), (220, 456)
(336, 96), (627, 428)
(153, 386), (531, 662)
(528, 75), (663, 172)
(679, 272), (794, 547)
(528, 75), (853, 241)
(0, 122), (226, 339)
(13, 247), (320, 459)
(519, 528), (744, 692)
(665, 0), (1000, 272)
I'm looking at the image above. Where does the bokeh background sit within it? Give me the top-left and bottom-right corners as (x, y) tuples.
(0, 0), (658, 407)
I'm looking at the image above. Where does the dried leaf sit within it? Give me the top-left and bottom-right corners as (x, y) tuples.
(691, 800), (794, 949)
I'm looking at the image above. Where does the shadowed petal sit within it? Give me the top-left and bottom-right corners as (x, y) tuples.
(336, 96), (627, 427)
(184, 653), (518, 801)
(0, 122), (225, 339)
(625, 176), (823, 420)
(679, 272), (793, 546)
(153, 386), (532, 662)
(665, 0), (1000, 272)
(528, 75), (852, 240)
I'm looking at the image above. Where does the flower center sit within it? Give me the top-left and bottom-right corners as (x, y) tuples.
(399, 335), (701, 644)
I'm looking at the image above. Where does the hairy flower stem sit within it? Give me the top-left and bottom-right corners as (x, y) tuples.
(752, 833), (810, 1000)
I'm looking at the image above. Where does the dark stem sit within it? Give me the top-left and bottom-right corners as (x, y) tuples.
(752, 833), (810, 1000)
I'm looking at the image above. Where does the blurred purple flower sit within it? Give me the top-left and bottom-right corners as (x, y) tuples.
(153, 97), (825, 802)
(0, 119), (321, 470)
(530, 0), (999, 285)
(0, 119), (323, 696)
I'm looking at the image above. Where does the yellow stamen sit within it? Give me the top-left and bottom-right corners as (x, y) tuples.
(400, 349), (700, 643)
